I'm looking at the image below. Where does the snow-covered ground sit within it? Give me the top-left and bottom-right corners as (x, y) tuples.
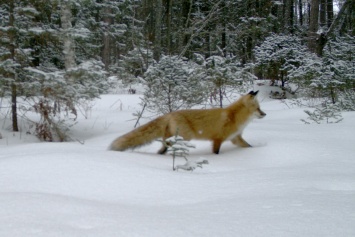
(1, 88), (355, 237)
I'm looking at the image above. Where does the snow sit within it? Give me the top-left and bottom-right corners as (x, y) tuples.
(1, 88), (355, 237)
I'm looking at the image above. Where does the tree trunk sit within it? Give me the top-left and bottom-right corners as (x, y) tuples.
(11, 83), (19, 132)
(153, 0), (162, 61)
(9, 0), (18, 132)
(326, 0), (334, 28)
(299, 0), (303, 26)
(178, 0), (192, 56)
(308, 0), (320, 55)
(102, 32), (111, 70)
(307, 0), (351, 56)
(284, 0), (294, 33)
(102, 5), (113, 70)
(60, 0), (76, 115)
(61, 0), (76, 72)
(221, 1), (227, 56)
(320, 0), (327, 27)
(327, 0), (351, 37)
(166, 0), (173, 54)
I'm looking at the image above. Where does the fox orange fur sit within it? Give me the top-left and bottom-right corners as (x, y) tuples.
(109, 90), (266, 154)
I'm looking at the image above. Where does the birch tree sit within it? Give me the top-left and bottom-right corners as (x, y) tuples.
(61, 0), (76, 73)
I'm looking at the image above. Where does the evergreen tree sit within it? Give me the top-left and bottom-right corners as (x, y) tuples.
(165, 134), (195, 171)
(0, 0), (47, 131)
(142, 55), (209, 115)
(311, 35), (355, 105)
(0, 0), (110, 141)
(115, 47), (154, 87)
(301, 104), (343, 124)
(254, 34), (319, 91)
(195, 54), (255, 107)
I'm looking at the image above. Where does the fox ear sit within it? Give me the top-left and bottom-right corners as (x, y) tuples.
(248, 90), (259, 96)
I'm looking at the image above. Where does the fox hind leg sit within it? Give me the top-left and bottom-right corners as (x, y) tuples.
(158, 139), (171, 154)
(212, 139), (222, 154)
(231, 135), (252, 148)
(158, 145), (168, 154)
(158, 127), (173, 155)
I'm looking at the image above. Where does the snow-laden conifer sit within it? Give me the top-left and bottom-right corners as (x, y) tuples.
(254, 34), (320, 93)
(141, 55), (209, 115)
(164, 133), (208, 171)
(311, 36), (355, 107)
(201, 55), (255, 107)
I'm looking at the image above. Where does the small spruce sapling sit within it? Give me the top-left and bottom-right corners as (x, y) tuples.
(164, 133), (208, 171)
(165, 134), (194, 171)
(176, 158), (209, 171)
(301, 102), (343, 124)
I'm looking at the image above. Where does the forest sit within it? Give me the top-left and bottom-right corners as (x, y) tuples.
(0, 0), (354, 141)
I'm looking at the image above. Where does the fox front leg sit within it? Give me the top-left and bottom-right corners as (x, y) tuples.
(231, 135), (252, 148)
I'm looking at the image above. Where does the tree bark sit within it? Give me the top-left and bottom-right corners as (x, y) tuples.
(320, 0), (327, 27)
(11, 83), (19, 132)
(102, 5), (113, 70)
(166, 0), (173, 54)
(153, 0), (162, 61)
(284, 0), (294, 33)
(9, 0), (19, 132)
(308, 0), (320, 55)
(221, 1), (227, 56)
(326, 0), (334, 28)
(60, 0), (76, 116)
(61, 0), (76, 72)
(299, 0), (303, 26)
(327, 0), (351, 36)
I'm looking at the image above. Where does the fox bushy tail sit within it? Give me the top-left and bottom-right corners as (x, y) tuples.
(109, 116), (167, 151)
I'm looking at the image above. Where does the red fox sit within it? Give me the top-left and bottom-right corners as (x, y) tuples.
(109, 90), (266, 154)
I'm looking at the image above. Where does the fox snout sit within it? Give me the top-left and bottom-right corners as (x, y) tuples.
(257, 108), (266, 118)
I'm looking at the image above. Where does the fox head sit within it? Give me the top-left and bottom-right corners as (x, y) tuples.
(244, 90), (266, 119)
